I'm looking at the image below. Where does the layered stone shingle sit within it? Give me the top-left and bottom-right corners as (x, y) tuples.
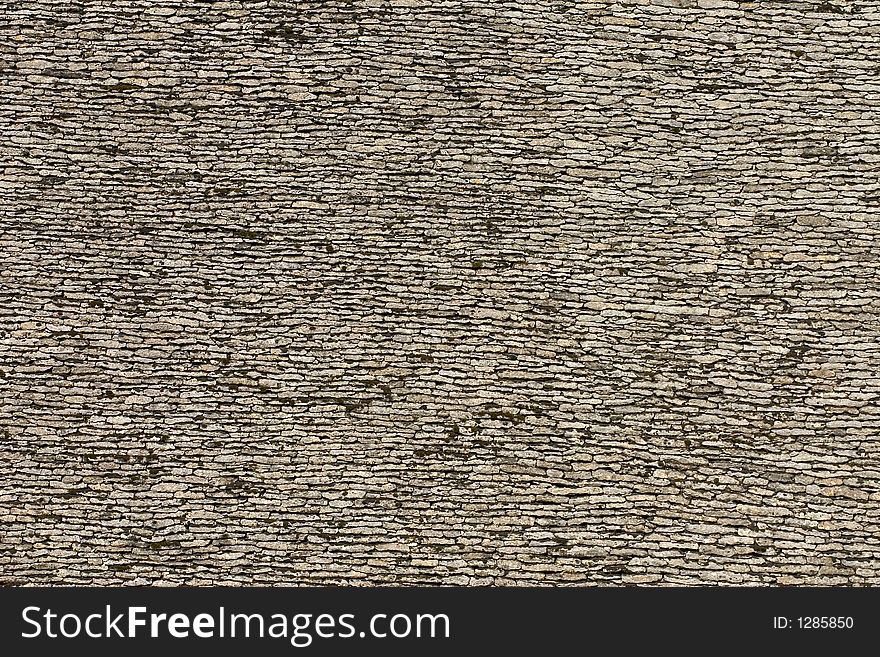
(1, 0), (879, 585)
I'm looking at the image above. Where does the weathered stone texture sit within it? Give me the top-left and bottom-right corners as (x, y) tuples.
(1, 0), (879, 585)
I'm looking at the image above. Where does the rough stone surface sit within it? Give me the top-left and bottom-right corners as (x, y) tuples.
(1, 0), (879, 585)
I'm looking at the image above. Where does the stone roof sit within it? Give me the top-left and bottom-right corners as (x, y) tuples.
(1, 0), (879, 585)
